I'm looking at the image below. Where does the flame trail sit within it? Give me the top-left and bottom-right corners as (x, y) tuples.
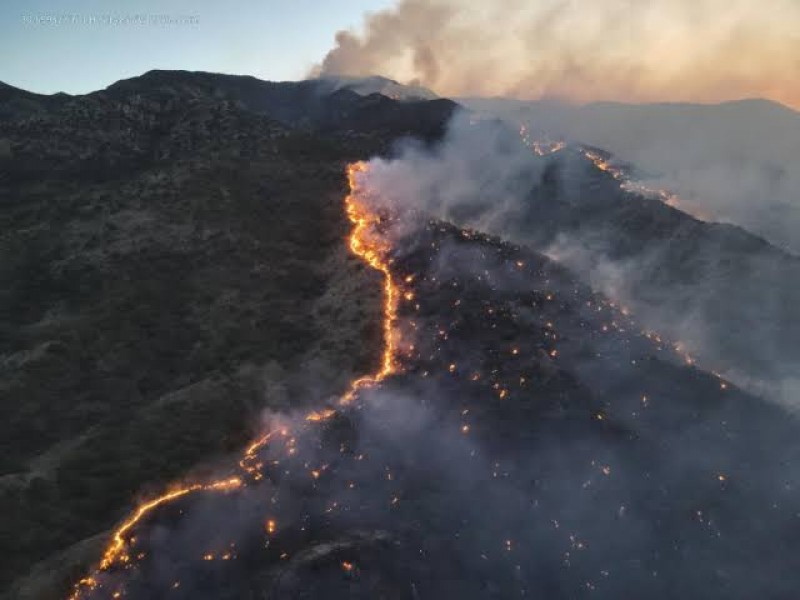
(341, 161), (402, 404)
(67, 161), (399, 599)
(519, 124), (706, 220)
(580, 148), (708, 219)
(68, 478), (242, 599)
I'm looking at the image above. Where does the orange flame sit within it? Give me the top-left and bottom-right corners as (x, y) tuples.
(68, 478), (241, 599)
(68, 161), (401, 598)
(305, 409), (337, 422)
(100, 477), (242, 571)
(582, 148), (708, 220)
(341, 161), (402, 404)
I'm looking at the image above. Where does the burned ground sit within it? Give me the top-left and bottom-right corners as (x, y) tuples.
(67, 219), (800, 600)
(2, 71), (797, 600)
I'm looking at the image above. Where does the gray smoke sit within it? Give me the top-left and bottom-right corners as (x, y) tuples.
(359, 111), (800, 410)
(462, 97), (800, 253)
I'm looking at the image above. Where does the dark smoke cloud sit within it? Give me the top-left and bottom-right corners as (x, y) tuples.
(316, 1), (800, 257)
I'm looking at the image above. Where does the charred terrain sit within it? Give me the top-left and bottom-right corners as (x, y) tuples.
(463, 97), (800, 254)
(0, 71), (798, 599)
(515, 143), (800, 395)
(378, 116), (800, 401)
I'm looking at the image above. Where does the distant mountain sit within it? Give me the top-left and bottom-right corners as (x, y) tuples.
(0, 81), (70, 119)
(317, 74), (439, 101)
(460, 97), (800, 253)
(0, 70), (456, 142)
(102, 70), (456, 137)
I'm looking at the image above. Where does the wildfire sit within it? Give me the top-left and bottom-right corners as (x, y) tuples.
(68, 161), (402, 599)
(581, 148), (707, 219)
(68, 478), (242, 599)
(266, 519), (277, 535)
(103, 478), (241, 571)
(519, 124), (565, 156)
(305, 408), (337, 422)
(341, 161), (402, 404)
(532, 140), (566, 156)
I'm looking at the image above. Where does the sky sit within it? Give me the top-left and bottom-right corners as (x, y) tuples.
(1, 0), (798, 109)
(0, 0), (394, 94)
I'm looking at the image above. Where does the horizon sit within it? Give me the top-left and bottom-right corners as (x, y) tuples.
(2, 67), (798, 115)
(2, 0), (798, 110)
(0, 0), (395, 96)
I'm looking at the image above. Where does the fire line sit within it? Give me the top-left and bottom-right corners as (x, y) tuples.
(341, 161), (401, 404)
(67, 161), (399, 599)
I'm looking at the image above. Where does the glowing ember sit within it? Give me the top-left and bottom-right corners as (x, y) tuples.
(68, 478), (241, 599)
(98, 477), (241, 571)
(580, 148), (708, 219)
(305, 409), (337, 422)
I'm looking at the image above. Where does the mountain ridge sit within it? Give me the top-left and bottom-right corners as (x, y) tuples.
(2, 69), (798, 599)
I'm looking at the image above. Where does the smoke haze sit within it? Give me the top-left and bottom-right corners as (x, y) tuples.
(359, 112), (800, 408)
(315, 0), (800, 110)
(70, 195), (800, 599)
(462, 97), (800, 253)
(318, 0), (800, 254)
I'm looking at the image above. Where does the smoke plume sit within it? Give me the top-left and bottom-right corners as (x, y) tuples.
(314, 0), (800, 110)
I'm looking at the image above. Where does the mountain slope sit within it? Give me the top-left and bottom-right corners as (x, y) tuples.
(460, 96), (800, 252)
(522, 146), (800, 393)
(59, 187), (800, 600)
(2, 72), (798, 599)
(377, 115), (800, 402)
(102, 70), (455, 138)
(316, 74), (439, 101)
(0, 70), (456, 597)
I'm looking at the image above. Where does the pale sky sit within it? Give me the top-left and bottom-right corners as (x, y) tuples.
(0, 0), (394, 94)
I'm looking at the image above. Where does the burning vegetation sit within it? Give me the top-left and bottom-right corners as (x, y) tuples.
(67, 160), (404, 599)
(67, 160), (799, 600)
(519, 125), (701, 218)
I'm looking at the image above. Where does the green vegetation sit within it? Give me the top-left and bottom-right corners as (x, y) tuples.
(0, 85), (393, 596)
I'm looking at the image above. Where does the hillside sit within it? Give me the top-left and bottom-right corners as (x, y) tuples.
(0, 71), (456, 598)
(60, 172), (800, 600)
(461, 96), (800, 253)
(378, 115), (800, 403)
(1, 72), (798, 600)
